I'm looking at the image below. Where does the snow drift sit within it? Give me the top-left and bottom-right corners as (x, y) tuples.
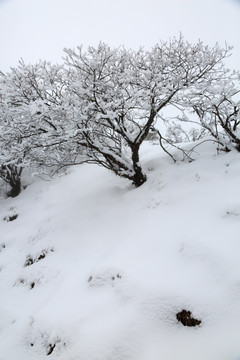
(0, 141), (240, 360)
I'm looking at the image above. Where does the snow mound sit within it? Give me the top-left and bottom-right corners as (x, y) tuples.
(0, 141), (240, 360)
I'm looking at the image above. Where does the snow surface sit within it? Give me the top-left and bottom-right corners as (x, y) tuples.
(0, 140), (240, 360)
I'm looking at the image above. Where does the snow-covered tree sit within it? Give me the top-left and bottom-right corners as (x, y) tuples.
(0, 60), (78, 195)
(189, 73), (240, 151)
(0, 70), (28, 196)
(0, 37), (232, 193)
(63, 38), (230, 186)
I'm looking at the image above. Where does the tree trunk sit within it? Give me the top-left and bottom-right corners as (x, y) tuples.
(131, 144), (147, 187)
(132, 164), (147, 187)
(9, 178), (21, 197)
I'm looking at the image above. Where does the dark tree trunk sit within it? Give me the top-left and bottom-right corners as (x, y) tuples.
(131, 143), (147, 187)
(0, 164), (22, 197)
(132, 164), (147, 187)
(9, 178), (21, 197)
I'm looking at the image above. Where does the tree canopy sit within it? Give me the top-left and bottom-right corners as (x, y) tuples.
(0, 37), (238, 196)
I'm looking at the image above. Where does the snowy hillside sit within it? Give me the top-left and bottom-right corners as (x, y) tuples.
(0, 141), (240, 360)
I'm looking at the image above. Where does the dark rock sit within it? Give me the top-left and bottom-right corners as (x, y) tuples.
(46, 343), (56, 356)
(3, 214), (18, 222)
(176, 309), (201, 327)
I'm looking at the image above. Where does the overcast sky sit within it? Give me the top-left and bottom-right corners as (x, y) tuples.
(0, 0), (239, 72)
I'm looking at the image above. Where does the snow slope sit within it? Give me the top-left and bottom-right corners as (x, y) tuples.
(0, 140), (240, 360)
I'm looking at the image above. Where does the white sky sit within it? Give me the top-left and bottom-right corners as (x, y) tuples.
(0, 0), (239, 72)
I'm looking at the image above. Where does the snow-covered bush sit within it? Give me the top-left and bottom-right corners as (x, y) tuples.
(190, 74), (240, 151)
(63, 37), (230, 186)
(165, 123), (206, 144)
(0, 69), (29, 196)
(172, 65), (240, 152)
(0, 60), (82, 195)
(0, 37), (233, 193)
